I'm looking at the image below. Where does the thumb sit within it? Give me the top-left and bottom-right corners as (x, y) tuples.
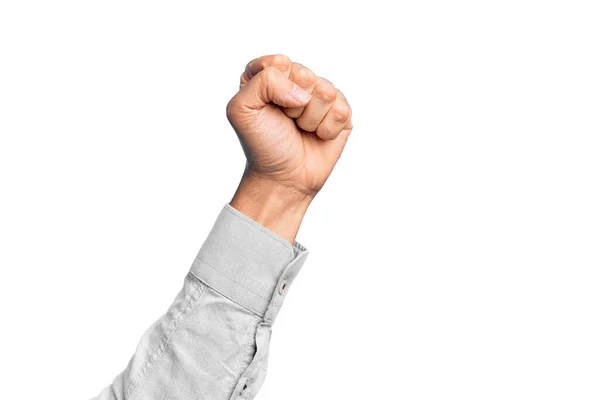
(235, 66), (312, 110)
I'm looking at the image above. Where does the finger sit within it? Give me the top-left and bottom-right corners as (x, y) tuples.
(240, 54), (292, 88)
(321, 125), (353, 161)
(337, 90), (354, 130)
(338, 91), (353, 133)
(316, 89), (353, 140)
(282, 63), (317, 118)
(296, 77), (337, 132)
(227, 66), (311, 113)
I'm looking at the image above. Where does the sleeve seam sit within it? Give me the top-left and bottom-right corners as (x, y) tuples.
(230, 319), (260, 396)
(189, 270), (264, 318)
(194, 255), (271, 301)
(125, 274), (207, 400)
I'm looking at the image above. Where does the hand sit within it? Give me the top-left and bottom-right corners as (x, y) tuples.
(226, 55), (353, 244)
(227, 54), (353, 198)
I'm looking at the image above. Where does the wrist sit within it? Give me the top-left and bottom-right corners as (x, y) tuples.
(230, 170), (313, 245)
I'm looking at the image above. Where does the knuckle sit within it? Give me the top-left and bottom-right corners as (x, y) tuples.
(315, 79), (337, 102)
(297, 116), (316, 132)
(257, 54), (291, 73)
(318, 124), (339, 140)
(270, 54), (292, 68)
(247, 54), (291, 76)
(260, 66), (280, 82)
(332, 102), (351, 123)
(293, 63), (317, 85)
(337, 88), (350, 105)
(239, 71), (249, 86)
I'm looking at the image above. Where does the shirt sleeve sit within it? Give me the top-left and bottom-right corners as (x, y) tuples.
(92, 203), (309, 400)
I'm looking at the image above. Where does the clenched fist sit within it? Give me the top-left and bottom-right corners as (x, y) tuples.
(227, 54), (353, 196)
(227, 55), (353, 243)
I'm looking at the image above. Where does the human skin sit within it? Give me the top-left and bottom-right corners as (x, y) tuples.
(227, 55), (353, 244)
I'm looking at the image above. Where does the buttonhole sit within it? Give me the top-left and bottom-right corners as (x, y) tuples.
(278, 279), (289, 295)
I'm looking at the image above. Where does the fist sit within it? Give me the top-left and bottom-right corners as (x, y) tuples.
(226, 54), (353, 198)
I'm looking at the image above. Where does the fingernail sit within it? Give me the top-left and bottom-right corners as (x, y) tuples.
(290, 84), (311, 103)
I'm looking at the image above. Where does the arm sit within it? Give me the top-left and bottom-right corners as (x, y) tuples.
(93, 54), (352, 400)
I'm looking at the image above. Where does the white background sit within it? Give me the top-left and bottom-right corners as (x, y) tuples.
(1, 1), (599, 399)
